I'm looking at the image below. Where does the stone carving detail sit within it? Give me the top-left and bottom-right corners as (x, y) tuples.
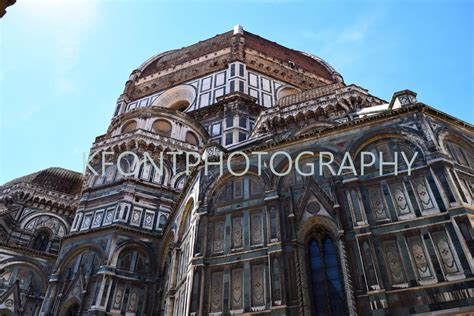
(210, 271), (223, 312)
(104, 208), (115, 225)
(231, 269), (243, 310)
(431, 230), (460, 275)
(368, 186), (390, 221)
(213, 221), (224, 253)
(113, 283), (124, 310)
(24, 214), (67, 237)
(131, 207), (143, 226)
(81, 213), (93, 230)
(143, 211), (155, 230)
(272, 258), (282, 301)
(128, 289), (138, 312)
(232, 217), (243, 249)
(359, 239), (379, 289)
(251, 213), (263, 246)
(389, 181), (414, 218)
(406, 235), (434, 280)
(251, 264), (265, 307)
(92, 210), (103, 227)
(412, 176), (436, 212)
(382, 239), (407, 285)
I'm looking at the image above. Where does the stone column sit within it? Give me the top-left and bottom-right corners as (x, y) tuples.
(165, 247), (179, 316)
(337, 236), (358, 316)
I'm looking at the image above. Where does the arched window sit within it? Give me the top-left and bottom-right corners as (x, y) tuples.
(64, 250), (101, 280)
(65, 303), (80, 316)
(32, 230), (51, 252)
(445, 141), (473, 168)
(308, 234), (347, 315)
(2, 265), (44, 294)
(355, 138), (423, 176)
(117, 249), (150, 274)
(185, 131), (198, 145)
(277, 86), (299, 99)
(121, 120), (137, 134)
(152, 119), (172, 137)
(214, 176), (264, 206)
(168, 100), (190, 111)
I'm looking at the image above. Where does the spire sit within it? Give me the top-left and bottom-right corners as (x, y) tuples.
(233, 24), (244, 35)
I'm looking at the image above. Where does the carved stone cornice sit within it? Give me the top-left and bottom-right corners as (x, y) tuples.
(252, 84), (385, 136)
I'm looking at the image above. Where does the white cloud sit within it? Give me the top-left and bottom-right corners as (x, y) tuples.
(301, 12), (380, 53)
(299, 12), (383, 69)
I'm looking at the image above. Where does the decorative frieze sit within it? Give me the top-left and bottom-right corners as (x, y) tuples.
(381, 239), (407, 287)
(251, 264), (265, 308)
(232, 217), (243, 249)
(210, 271), (223, 312)
(230, 268), (243, 310)
(405, 234), (437, 285)
(250, 213), (263, 246)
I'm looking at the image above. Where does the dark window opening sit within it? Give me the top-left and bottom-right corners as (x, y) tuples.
(239, 64), (244, 77)
(239, 116), (247, 128)
(308, 235), (347, 315)
(32, 230), (50, 252)
(225, 132), (233, 145)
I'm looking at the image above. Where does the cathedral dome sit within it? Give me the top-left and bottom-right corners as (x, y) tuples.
(1, 167), (83, 195)
(123, 26), (343, 103)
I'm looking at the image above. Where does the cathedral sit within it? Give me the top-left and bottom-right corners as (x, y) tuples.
(0, 25), (473, 316)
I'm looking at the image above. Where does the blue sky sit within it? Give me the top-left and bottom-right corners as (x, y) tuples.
(0, 0), (473, 183)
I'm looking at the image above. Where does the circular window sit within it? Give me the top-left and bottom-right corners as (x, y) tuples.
(151, 85), (196, 111)
(169, 100), (190, 111)
(152, 119), (172, 137)
(185, 131), (198, 145)
(121, 121), (137, 134)
(277, 87), (299, 99)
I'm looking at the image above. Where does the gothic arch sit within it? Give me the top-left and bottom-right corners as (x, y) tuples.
(348, 128), (428, 160)
(57, 244), (105, 275)
(294, 121), (337, 136)
(110, 241), (154, 270)
(295, 216), (354, 316)
(274, 149), (341, 191)
(0, 261), (48, 293)
(438, 128), (474, 157)
(204, 169), (271, 205)
(58, 297), (81, 316)
(20, 212), (69, 233)
(176, 197), (195, 240)
(296, 215), (339, 244)
(160, 231), (175, 271)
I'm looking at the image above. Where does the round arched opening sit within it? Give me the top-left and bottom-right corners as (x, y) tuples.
(185, 131), (198, 145)
(151, 85), (196, 111)
(168, 100), (190, 111)
(152, 119), (172, 137)
(64, 303), (80, 316)
(121, 120), (137, 134)
(277, 87), (299, 99)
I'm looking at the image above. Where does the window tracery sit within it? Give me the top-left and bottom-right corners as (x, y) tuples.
(307, 230), (347, 315)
